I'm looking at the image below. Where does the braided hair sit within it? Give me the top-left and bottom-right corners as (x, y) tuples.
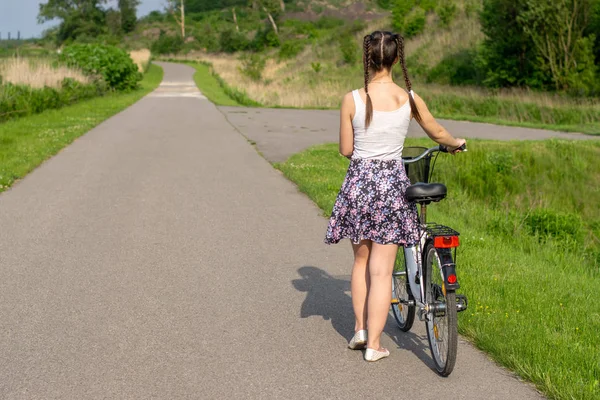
(362, 31), (422, 127)
(394, 34), (422, 122)
(363, 34), (374, 128)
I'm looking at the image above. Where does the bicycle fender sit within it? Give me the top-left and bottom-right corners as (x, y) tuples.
(437, 248), (460, 291)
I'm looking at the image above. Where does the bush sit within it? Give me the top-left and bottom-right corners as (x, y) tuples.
(419, 0), (438, 12)
(392, 0), (416, 32)
(0, 78), (104, 123)
(195, 24), (220, 52)
(436, 1), (457, 27)
(279, 40), (306, 60)
(378, 0), (393, 9)
(335, 21), (366, 65)
(339, 38), (359, 64)
(250, 28), (280, 51)
(151, 30), (184, 55)
(314, 17), (346, 30)
(238, 54), (266, 82)
(60, 44), (142, 91)
(220, 29), (250, 53)
(427, 49), (484, 85)
(405, 7), (426, 37)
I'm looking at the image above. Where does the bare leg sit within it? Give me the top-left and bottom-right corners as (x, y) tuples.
(367, 242), (398, 350)
(351, 240), (371, 332)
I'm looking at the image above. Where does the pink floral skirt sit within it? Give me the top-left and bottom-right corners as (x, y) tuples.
(325, 158), (419, 245)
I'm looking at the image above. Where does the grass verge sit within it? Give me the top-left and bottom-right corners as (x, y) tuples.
(190, 62), (241, 107)
(275, 139), (600, 400)
(160, 59), (261, 107)
(0, 63), (163, 192)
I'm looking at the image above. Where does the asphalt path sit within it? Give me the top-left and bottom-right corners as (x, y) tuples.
(0, 62), (544, 399)
(218, 106), (597, 163)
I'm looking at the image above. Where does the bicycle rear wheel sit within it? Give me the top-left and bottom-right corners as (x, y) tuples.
(423, 242), (457, 376)
(391, 249), (415, 332)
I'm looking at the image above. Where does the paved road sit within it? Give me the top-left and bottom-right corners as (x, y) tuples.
(219, 106), (597, 163)
(0, 63), (543, 399)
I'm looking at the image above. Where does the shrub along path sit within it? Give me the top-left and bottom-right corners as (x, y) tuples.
(218, 106), (598, 163)
(0, 62), (542, 398)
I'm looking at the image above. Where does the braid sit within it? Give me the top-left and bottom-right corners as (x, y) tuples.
(363, 34), (374, 128)
(395, 34), (422, 123)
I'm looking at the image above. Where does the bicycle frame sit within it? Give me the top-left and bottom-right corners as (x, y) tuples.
(391, 144), (468, 376)
(397, 146), (465, 320)
(401, 217), (432, 320)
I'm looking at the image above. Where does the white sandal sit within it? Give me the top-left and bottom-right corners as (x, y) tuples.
(364, 347), (390, 362)
(348, 330), (367, 350)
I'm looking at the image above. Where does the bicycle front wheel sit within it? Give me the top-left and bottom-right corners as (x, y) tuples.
(424, 243), (458, 376)
(391, 249), (415, 332)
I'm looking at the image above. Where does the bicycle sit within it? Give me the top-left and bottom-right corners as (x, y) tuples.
(390, 144), (468, 377)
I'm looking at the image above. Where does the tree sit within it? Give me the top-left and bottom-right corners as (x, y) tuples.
(185, 0), (246, 13)
(119, 0), (140, 33)
(251, 0), (281, 34)
(38, 0), (107, 22)
(38, 0), (108, 43)
(584, 0), (600, 64)
(166, 0), (186, 38)
(105, 8), (122, 36)
(479, 0), (544, 88)
(518, 0), (594, 91)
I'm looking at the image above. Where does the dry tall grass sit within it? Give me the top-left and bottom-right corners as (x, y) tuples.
(129, 49), (152, 72)
(405, 4), (484, 68)
(168, 9), (486, 109)
(0, 57), (90, 89)
(170, 5), (599, 117)
(176, 51), (600, 113)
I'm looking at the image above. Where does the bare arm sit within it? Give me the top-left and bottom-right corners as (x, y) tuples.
(413, 93), (465, 153)
(339, 92), (355, 158)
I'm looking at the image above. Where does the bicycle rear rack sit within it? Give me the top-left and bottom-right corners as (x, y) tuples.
(426, 223), (460, 238)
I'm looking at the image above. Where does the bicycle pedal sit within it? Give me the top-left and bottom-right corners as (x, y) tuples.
(456, 294), (468, 312)
(391, 298), (400, 305)
(418, 308), (430, 322)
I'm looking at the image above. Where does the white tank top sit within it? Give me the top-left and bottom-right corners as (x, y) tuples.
(351, 89), (412, 160)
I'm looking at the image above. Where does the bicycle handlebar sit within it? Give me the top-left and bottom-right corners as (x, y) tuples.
(402, 143), (467, 164)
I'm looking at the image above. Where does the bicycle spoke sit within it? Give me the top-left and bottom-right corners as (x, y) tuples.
(425, 244), (458, 376)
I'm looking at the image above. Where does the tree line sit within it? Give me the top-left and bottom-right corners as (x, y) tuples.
(38, 0), (600, 95)
(479, 0), (600, 94)
(38, 0), (141, 44)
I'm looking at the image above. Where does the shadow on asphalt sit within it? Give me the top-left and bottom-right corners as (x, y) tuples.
(292, 266), (435, 369)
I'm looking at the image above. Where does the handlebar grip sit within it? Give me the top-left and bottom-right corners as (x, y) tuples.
(440, 143), (467, 153)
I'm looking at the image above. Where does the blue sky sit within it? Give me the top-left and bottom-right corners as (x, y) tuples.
(0, 0), (165, 39)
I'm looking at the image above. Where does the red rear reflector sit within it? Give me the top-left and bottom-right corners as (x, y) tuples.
(434, 236), (460, 248)
(447, 274), (457, 284)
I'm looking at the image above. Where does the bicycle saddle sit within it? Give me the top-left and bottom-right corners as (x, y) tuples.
(405, 182), (447, 204)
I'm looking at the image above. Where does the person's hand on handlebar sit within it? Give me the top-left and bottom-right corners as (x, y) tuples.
(439, 139), (467, 154)
(450, 138), (466, 155)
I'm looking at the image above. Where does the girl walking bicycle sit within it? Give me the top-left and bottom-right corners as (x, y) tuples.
(325, 31), (465, 362)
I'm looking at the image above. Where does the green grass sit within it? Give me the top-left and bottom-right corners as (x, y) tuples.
(189, 62), (241, 106)
(418, 90), (600, 135)
(164, 60), (262, 107)
(275, 139), (600, 400)
(0, 63), (163, 192)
